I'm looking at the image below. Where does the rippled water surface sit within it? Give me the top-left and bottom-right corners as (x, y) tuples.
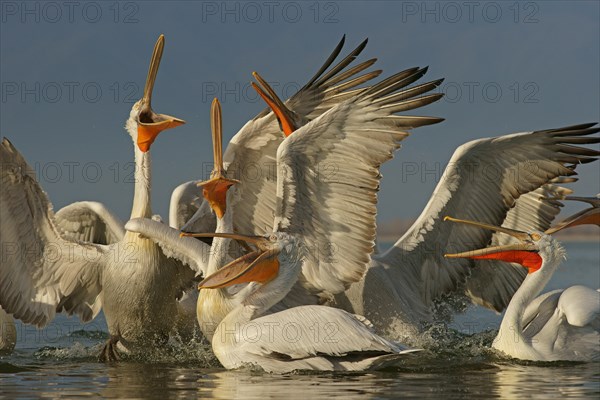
(1, 241), (598, 399)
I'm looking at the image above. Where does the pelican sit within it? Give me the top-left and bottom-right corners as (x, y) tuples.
(0, 306), (16, 354)
(191, 97), (240, 341)
(126, 50), (445, 346)
(444, 211), (599, 362)
(193, 232), (419, 373)
(0, 34), (202, 361)
(332, 123), (600, 339)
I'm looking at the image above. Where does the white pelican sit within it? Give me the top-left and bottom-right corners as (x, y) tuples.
(194, 232), (419, 373)
(333, 123), (600, 339)
(444, 212), (599, 362)
(126, 55), (444, 344)
(0, 306), (16, 354)
(0, 35), (202, 361)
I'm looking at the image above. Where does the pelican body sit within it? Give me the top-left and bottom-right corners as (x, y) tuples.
(198, 232), (418, 373)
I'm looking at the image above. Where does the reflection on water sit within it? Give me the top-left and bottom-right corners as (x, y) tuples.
(1, 359), (598, 399)
(0, 242), (598, 398)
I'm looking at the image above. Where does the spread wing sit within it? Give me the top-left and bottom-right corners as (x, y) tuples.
(55, 201), (125, 244)
(0, 138), (105, 327)
(226, 37), (383, 237)
(378, 123), (600, 311)
(183, 36), (441, 237)
(274, 70), (443, 295)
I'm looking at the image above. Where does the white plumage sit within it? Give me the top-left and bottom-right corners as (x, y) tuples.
(200, 233), (419, 373)
(444, 214), (599, 361)
(54, 201), (126, 245)
(335, 124), (600, 338)
(127, 39), (444, 347)
(180, 36), (442, 237)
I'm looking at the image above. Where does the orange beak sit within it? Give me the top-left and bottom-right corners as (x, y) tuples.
(251, 71), (296, 137)
(137, 116), (185, 152)
(198, 249), (280, 289)
(136, 34), (185, 152)
(445, 244), (543, 274)
(198, 175), (238, 219)
(179, 232), (280, 289)
(443, 216), (543, 274)
(545, 207), (600, 234)
(198, 98), (238, 218)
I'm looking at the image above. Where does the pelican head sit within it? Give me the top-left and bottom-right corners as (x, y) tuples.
(127, 34), (185, 153)
(442, 216), (565, 275)
(197, 98), (239, 219)
(181, 231), (300, 290)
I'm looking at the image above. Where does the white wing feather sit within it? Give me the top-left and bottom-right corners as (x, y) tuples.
(0, 138), (105, 327)
(378, 123), (600, 311)
(519, 286), (600, 361)
(274, 70), (443, 295)
(181, 37), (442, 237)
(55, 201), (125, 244)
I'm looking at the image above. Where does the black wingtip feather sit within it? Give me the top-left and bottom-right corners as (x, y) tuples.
(303, 35), (347, 88)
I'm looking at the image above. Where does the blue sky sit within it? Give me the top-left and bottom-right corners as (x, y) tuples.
(1, 1), (598, 227)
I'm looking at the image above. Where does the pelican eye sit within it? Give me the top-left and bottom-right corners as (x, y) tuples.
(269, 234), (277, 242)
(530, 233), (542, 241)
